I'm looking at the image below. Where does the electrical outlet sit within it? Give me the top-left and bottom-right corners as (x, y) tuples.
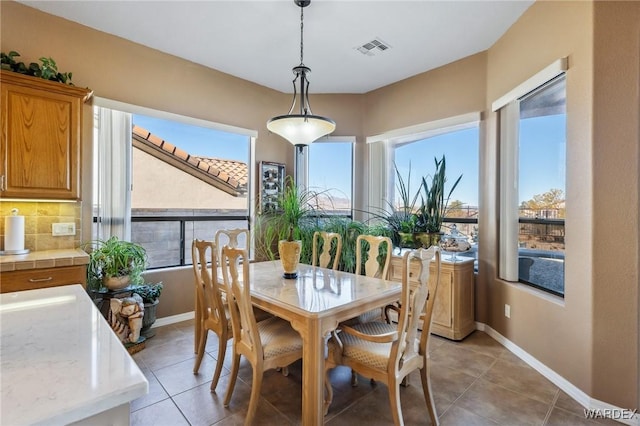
(52, 222), (76, 236)
(505, 304), (511, 318)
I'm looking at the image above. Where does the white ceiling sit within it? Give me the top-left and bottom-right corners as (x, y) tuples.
(18, 0), (534, 94)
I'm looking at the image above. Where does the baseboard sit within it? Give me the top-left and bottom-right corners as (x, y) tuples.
(475, 322), (639, 426)
(152, 311), (195, 328)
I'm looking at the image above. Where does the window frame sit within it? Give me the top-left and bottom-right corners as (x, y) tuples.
(295, 136), (356, 218)
(496, 60), (568, 297)
(92, 97), (257, 269)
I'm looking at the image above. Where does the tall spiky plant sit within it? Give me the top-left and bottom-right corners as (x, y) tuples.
(416, 155), (463, 233)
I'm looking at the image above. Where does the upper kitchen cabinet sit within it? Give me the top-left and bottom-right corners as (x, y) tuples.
(0, 71), (92, 200)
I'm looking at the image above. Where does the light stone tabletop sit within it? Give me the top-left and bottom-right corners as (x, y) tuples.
(0, 284), (148, 425)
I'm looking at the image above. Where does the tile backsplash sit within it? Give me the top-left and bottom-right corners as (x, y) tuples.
(0, 201), (82, 252)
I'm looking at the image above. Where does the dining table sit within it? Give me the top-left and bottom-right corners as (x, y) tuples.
(211, 260), (402, 425)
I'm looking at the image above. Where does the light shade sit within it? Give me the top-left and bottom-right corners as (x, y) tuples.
(267, 114), (336, 147)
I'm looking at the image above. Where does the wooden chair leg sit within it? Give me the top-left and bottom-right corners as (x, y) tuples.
(323, 369), (333, 416)
(246, 366), (263, 426)
(223, 353), (241, 406)
(388, 379), (404, 426)
(193, 329), (208, 374)
(420, 366), (439, 426)
(210, 335), (227, 392)
(351, 369), (358, 386)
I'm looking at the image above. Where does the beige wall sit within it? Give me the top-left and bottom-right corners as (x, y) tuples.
(131, 149), (247, 210)
(2, 0), (638, 410)
(591, 1), (639, 408)
(363, 52), (487, 136)
(485, 0), (596, 396)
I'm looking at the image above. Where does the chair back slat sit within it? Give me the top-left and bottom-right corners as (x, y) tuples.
(191, 239), (226, 326)
(355, 235), (392, 279)
(392, 247), (440, 365)
(419, 247), (441, 354)
(215, 228), (250, 262)
(220, 246), (261, 355)
(312, 231), (343, 270)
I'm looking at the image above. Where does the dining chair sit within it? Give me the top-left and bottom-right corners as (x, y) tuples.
(220, 246), (303, 425)
(311, 231), (343, 270)
(215, 228), (250, 262)
(191, 239), (231, 393)
(352, 234), (393, 323)
(215, 228), (272, 320)
(324, 246), (442, 426)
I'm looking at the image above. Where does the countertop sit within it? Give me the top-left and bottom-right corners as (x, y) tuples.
(0, 248), (89, 272)
(0, 284), (148, 425)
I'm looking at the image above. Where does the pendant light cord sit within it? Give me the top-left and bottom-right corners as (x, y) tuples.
(299, 5), (304, 65)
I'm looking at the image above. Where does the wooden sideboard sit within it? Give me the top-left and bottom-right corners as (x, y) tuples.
(389, 254), (475, 340)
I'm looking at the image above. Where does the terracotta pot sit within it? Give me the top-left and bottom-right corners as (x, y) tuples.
(278, 240), (302, 279)
(104, 275), (131, 290)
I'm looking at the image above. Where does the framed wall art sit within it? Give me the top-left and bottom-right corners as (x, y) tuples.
(259, 161), (285, 213)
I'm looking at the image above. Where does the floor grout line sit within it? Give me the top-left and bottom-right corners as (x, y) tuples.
(541, 388), (560, 425)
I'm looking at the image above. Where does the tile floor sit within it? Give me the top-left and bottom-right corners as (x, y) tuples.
(130, 320), (617, 426)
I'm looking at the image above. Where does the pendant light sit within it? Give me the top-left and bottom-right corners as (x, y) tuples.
(267, 0), (335, 150)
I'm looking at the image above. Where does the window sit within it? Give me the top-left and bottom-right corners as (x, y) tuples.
(499, 70), (566, 296)
(308, 140), (353, 216)
(92, 100), (255, 269)
(393, 126), (479, 262)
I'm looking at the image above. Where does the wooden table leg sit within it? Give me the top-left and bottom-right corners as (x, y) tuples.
(293, 317), (335, 425)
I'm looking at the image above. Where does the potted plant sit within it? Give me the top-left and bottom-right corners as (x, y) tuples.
(277, 176), (318, 278)
(414, 155), (462, 248)
(368, 162), (422, 249)
(131, 282), (163, 338)
(85, 236), (148, 291)
(255, 176), (319, 278)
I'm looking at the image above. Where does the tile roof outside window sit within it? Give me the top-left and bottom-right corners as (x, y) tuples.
(132, 125), (248, 195)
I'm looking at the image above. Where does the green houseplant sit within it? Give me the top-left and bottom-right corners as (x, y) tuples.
(1, 51), (74, 85)
(414, 155), (462, 247)
(131, 282), (163, 338)
(367, 162), (422, 248)
(85, 236), (148, 291)
(255, 176), (320, 278)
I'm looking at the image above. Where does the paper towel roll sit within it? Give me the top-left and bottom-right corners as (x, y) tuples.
(5, 211), (25, 252)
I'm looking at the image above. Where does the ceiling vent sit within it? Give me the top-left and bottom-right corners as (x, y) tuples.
(356, 38), (392, 56)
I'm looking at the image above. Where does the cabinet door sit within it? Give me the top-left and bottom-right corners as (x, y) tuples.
(431, 269), (452, 328)
(0, 72), (90, 200)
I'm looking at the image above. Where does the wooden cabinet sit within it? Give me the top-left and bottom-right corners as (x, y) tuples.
(1, 265), (87, 293)
(0, 71), (91, 200)
(389, 255), (475, 340)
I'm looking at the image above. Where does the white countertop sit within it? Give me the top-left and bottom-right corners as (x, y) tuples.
(0, 284), (148, 425)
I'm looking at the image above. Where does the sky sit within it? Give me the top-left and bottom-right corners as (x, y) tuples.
(395, 127), (479, 207)
(133, 112), (566, 209)
(133, 114), (249, 161)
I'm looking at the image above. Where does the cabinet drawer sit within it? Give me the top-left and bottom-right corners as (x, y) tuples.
(1, 266), (86, 293)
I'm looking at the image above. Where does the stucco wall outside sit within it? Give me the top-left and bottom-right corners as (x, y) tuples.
(132, 148), (248, 210)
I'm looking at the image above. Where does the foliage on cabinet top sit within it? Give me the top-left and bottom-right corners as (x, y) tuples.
(1, 51), (74, 85)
